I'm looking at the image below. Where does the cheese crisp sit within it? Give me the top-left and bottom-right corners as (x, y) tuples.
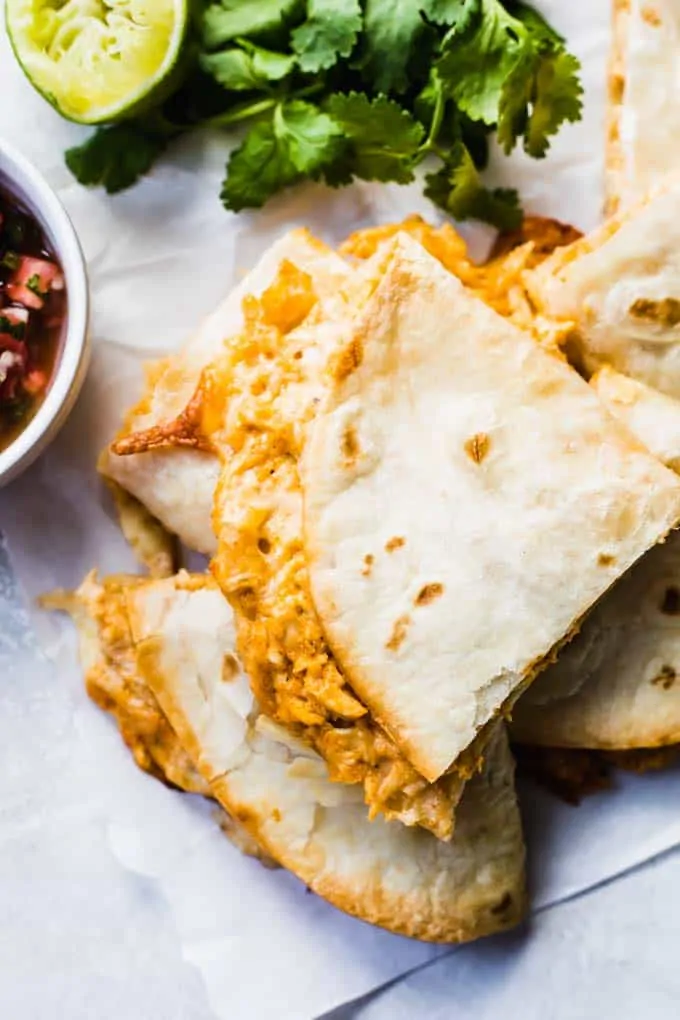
(301, 234), (680, 783)
(607, 0), (680, 211)
(58, 571), (527, 944)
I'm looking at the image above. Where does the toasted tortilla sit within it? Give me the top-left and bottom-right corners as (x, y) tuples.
(102, 230), (349, 554)
(301, 233), (680, 782)
(125, 572), (526, 943)
(511, 529), (680, 749)
(527, 180), (680, 398)
(591, 367), (680, 471)
(513, 369), (680, 750)
(606, 0), (680, 213)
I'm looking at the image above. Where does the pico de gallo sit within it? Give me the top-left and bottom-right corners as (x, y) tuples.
(0, 185), (66, 452)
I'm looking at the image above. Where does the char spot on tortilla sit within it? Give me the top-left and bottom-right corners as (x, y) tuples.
(221, 653), (240, 683)
(661, 587), (680, 615)
(598, 553), (616, 567)
(415, 582), (444, 606)
(362, 553), (374, 577)
(386, 614), (410, 652)
(641, 5), (662, 25)
(629, 297), (680, 327)
(341, 424), (360, 461)
(385, 536), (405, 553)
(464, 432), (491, 464)
(332, 337), (363, 382)
(651, 665), (676, 690)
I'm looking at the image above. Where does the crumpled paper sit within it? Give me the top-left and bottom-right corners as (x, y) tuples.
(3, 2), (680, 1018)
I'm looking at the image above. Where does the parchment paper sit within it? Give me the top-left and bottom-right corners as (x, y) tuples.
(4, 3), (680, 1019)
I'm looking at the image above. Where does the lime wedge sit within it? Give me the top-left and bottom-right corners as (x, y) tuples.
(6, 0), (189, 125)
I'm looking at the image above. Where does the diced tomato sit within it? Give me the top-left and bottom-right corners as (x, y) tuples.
(6, 255), (64, 310)
(22, 369), (47, 395)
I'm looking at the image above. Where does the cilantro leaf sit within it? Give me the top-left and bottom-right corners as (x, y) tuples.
(436, 0), (528, 125)
(524, 51), (582, 157)
(292, 0), (362, 73)
(511, 1), (565, 48)
(497, 43), (581, 156)
(324, 93), (425, 185)
(222, 100), (344, 210)
(361, 0), (428, 94)
(425, 142), (521, 229)
(202, 0), (302, 51)
(200, 41), (295, 90)
(420, 0), (480, 31)
(65, 125), (170, 194)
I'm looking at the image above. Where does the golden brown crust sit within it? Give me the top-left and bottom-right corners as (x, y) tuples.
(112, 384), (212, 455)
(43, 576), (209, 795)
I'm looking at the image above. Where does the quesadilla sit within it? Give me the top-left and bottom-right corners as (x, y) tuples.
(105, 217), (578, 565)
(527, 179), (680, 398)
(102, 230), (349, 555)
(55, 571), (526, 944)
(512, 370), (680, 750)
(202, 246), (469, 841)
(300, 233), (680, 783)
(607, 0), (680, 213)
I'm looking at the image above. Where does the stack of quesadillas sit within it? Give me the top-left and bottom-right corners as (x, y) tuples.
(52, 197), (680, 943)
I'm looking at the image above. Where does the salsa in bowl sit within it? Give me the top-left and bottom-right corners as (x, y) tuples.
(0, 187), (66, 451)
(0, 140), (88, 486)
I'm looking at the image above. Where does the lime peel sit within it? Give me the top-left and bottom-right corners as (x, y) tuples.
(6, 0), (189, 125)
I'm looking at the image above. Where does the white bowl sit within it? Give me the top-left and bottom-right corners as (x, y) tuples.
(0, 137), (89, 486)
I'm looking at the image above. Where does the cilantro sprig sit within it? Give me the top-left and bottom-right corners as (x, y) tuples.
(64, 0), (582, 229)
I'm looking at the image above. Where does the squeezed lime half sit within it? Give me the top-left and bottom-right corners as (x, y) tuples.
(6, 0), (189, 124)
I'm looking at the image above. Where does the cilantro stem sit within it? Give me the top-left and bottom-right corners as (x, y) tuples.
(206, 97), (278, 128)
(419, 83), (446, 155)
(206, 83), (326, 129)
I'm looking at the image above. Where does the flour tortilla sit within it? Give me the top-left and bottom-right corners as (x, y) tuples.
(77, 571), (523, 944)
(102, 231), (349, 554)
(607, 0), (680, 213)
(301, 233), (680, 782)
(511, 529), (680, 749)
(512, 368), (680, 749)
(591, 367), (680, 471)
(527, 179), (680, 399)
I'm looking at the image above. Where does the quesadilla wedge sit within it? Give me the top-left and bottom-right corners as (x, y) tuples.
(203, 248), (469, 841)
(56, 570), (527, 944)
(300, 233), (680, 783)
(607, 0), (680, 213)
(512, 370), (680, 750)
(527, 179), (680, 398)
(102, 230), (349, 555)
